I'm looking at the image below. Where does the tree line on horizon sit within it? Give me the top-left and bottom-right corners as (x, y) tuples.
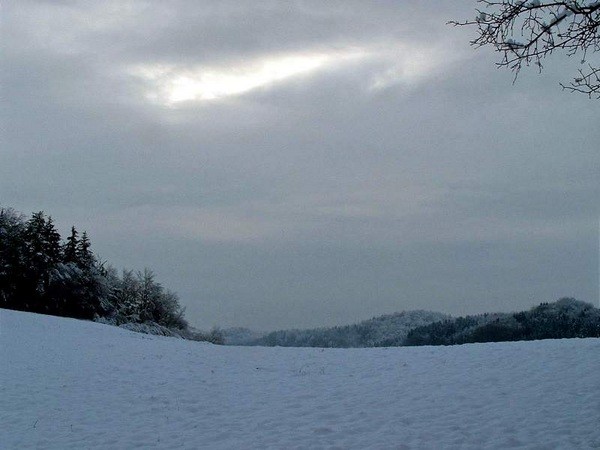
(225, 298), (600, 347)
(0, 206), (223, 342)
(402, 298), (600, 346)
(245, 310), (450, 348)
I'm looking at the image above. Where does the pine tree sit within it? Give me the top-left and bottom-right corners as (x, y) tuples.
(43, 216), (62, 264)
(0, 208), (27, 310)
(77, 231), (94, 269)
(24, 212), (56, 310)
(63, 226), (79, 264)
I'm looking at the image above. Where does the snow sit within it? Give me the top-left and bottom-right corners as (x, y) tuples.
(1, 309), (599, 449)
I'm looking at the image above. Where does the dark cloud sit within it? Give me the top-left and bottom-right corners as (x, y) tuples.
(1, 0), (597, 329)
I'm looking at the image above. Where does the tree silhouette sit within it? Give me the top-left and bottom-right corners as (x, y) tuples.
(63, 226), (79, 264)
(451, 0), (600, 98)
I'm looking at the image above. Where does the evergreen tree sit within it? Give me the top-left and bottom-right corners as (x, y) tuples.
(77, 231), (94, 269)
(43, 216), (62, 264)
(24, 211), (61, 311)
(0, 208), (27, 310)
(63, 226), (79, 264)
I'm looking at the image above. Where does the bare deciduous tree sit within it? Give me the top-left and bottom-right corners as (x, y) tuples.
(451, 1), (600, 98)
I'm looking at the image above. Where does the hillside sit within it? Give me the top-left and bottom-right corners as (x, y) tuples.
(244, 310), (450, 347)
(226, 298), (600, 348)
(1, 308), (599, 449)
(221, 327), (267, 346)
(403, 298), (600, 346)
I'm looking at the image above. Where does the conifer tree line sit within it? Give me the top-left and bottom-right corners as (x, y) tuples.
(0, 207), (189, 331)
(401, 298), (600, 346)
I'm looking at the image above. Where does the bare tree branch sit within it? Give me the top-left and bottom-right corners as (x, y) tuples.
(450, 0), (600, 97)
(561, 64), (600, 96)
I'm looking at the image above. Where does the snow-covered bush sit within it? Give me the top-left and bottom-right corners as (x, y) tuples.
(119, 321), (187, 338)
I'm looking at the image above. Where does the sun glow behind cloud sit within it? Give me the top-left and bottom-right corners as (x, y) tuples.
(133, 50), (366, 105)
(169, 55), (329, 102)
(131, 43), (463, 106)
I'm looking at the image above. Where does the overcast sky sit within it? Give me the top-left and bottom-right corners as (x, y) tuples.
(2, 0), (598, 330)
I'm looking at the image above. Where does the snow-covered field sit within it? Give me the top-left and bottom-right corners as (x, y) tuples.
(1, 309), (599, 449)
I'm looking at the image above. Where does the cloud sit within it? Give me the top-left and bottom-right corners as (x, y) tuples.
(131, 48), (368, 104)
(130, 40), (468, 105)
(2, 0), (598, 329)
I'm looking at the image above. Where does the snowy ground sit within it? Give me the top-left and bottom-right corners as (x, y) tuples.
(1, 309), (599, 449)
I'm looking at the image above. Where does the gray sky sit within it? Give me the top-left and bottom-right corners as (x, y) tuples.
(2, 0), (598, 330)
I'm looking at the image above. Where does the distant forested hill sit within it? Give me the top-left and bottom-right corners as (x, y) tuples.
(227, 298), (600, 348)
(245, 310), (450, 347)
(403, 298), (600, 346)
(221, 327), (267, 346)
